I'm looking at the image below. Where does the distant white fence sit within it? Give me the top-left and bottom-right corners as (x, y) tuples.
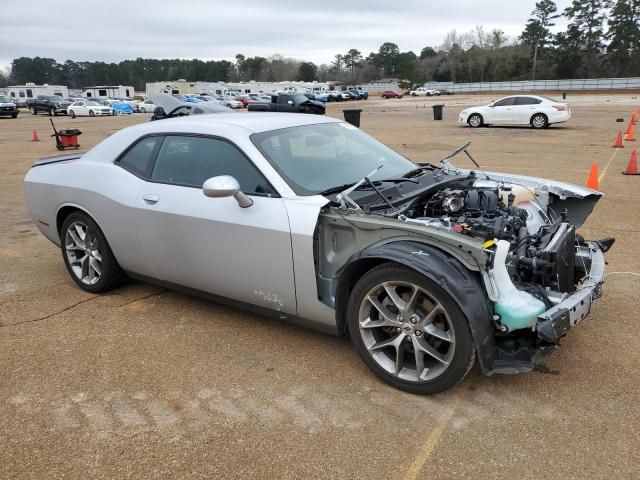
(422, 77), (640, 93)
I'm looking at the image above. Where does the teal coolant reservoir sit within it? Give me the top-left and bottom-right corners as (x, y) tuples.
(491, 240), (547, 331)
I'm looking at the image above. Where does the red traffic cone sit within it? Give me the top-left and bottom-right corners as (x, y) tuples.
(586, 163), (599, 190)
(613, 131), (624, 148)
(32, 130), (39, 142)
(626, 123), (637, 141)
(623, 150), (640, 175)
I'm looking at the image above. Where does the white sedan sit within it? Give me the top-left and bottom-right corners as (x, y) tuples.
(68, 101), (113, 118)
(410, 87), (439, 96)
(139, 99), (156, 113)
(458, 95), (571, 129)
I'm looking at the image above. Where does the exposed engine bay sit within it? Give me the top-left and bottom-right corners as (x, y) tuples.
(324, 153), (612, 341)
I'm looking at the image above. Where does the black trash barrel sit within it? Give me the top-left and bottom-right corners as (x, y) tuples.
(343, 109), (362, 127)
(432, 104), (444, 120)
(562, 92), (567, 100)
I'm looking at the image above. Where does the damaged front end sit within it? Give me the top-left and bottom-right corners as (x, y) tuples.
(317, 161), (613, 375)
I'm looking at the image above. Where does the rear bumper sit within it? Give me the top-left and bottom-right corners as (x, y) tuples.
(536, 242), (605, 343)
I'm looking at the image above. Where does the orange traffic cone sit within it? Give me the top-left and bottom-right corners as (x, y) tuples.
(586, 163), (599, 190)
(633, 113), (638, 125)
(625, 123), (637, 141)
(31, 130), (39, 142)
(623, 150), (640, 175)
(613, 131), (624, 148)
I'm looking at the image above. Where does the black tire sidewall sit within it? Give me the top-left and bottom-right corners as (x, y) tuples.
(347, 263), (475, 395)
(60, 211), (123, 293)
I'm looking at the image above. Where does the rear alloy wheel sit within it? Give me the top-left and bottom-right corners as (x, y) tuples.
(348, 263), (475, 394)
(61, 212), (124, 293)
(140, 107), (146, 113)
(70, 110), (76, 119)
(468, 113), (483, 128)
(89, 110), (95, 117)
(531, 113), (548, 129)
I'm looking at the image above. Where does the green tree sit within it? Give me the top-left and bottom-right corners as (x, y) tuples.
(376, 42), (400, 76)
(520, 0), (560, 80)
(420, 46), (438, 59)
(343, 49), (363, 81)
(297, 62), (317, 82)
(564, 0), (612, 77)
(606, 0), (640, 76)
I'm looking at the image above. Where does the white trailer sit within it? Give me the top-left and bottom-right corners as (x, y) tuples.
(83, 85), (135, 99)
(7, 83), (69, 107)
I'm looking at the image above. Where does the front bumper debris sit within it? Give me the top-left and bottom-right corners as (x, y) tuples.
(536, 242), (606, 343)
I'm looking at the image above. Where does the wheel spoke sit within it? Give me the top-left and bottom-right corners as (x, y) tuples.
(81, 254), (90, 280)
(68, 229), (85, 249)
(360, 296), (401, 328)
(424, 323), (452, 343)
(414, 337), (449, 365)
(383, 283), (406, 312)
(413, 342), (428, 381)
(92, 250), (102, 262)
(368, 332), (405, 352)
(90, 257), (102, 277)
(74, 224), (86, 242)
(420, 304), (443, 326)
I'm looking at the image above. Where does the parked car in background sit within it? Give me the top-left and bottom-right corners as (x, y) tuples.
(0, 95), (19, 118)
(99, 99), (134, 115)
(458, 95), (571, 129)
(381, 90), (403, 99)
(24, 112), (611, 395)
(194, 95), (225, 105)
(220, 96), (243, 109)
(236, 94), (257, 108)
(149, 93), (231, 120)
(139, 99), (156, 113)
(29, 95), (71, 116)
(410, 87), (439, 96)
(311, 92), (329, 103)
(248, 93), (325, 114)
(68, 100), (113, 118)
(437, 89), (454, 95)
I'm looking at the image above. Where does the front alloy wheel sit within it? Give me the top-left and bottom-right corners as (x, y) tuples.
(348, 264), (475, 394)
(468, 113), (483, 128)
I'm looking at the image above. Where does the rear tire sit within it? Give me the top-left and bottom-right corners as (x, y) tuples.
(347, 263), (475, 394)
(468, 113), (483, 128)
(89, 110), (95, 117)
(70, 110), (76, 119)
(48, 108), (54, 116)
(531, 113), (548, 129)
(60, 211), (124, 293)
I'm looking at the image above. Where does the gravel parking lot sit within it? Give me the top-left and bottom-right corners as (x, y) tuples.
(2, 94), (639, 479)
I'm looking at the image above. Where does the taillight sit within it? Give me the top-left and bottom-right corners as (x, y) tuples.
(553, 104), (568, 111)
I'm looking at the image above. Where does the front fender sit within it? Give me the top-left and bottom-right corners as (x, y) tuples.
(337, 241), (496, 374)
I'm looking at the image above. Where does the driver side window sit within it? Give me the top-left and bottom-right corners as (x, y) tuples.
(150, 135), (276, 196)
(494, 98), (516, 107)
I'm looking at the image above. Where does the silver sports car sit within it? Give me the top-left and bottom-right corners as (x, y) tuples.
(24, 113), (613, 394)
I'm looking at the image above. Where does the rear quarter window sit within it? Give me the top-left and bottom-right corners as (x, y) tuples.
(116, 136), (163, 178)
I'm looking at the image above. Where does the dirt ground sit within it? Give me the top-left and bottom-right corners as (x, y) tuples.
(1, 94), (639, 479)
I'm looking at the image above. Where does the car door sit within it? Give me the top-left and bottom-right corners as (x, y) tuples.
(134, 134), (298, 316)
(78, 102), (90, 115)
(487, 97), (516, 124)
(511, 96), (542, 124)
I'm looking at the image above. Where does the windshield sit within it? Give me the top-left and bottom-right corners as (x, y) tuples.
(0, 95), (11, 103)
(251, 123), (416, 195)
(292, 94), (309, 104)
(86, 101), (99, 106)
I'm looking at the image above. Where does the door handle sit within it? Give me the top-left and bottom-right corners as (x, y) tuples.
(142, 194), (159, 204)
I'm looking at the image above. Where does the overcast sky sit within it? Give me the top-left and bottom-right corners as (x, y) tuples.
(0, 0), (571, 72)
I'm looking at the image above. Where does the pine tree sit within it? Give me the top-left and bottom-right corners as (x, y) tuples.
(521, 0), (561, 79)
(564, 0), (612, 77)
(606, 0), (640, 76)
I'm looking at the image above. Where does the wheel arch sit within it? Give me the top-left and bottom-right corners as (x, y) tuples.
(56, 203), (100, 239)
(335, 241), (496, 374)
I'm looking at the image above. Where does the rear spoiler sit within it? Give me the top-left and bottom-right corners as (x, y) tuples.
(32, 152), (83, 167)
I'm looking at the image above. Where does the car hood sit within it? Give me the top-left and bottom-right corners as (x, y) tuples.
(0, 102), (16, 107)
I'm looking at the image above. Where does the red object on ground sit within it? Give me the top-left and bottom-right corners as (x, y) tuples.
(614, 131), (624, 148)
(625, 123), (637, 141)
(32, 130), (39, 141)
(586, 163), (599, 190)
(623, 150), (640, 175)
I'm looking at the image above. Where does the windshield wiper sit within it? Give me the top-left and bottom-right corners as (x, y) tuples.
(334, 165), (385, 210)
(320, 182), (372, 196)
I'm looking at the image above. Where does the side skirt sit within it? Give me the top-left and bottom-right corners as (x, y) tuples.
(125, 272), (339, 336)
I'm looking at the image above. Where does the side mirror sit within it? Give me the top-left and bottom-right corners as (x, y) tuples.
(152, 106), (167, 120)
(488, 103), (495, 108)
(202, 175), (253, 208)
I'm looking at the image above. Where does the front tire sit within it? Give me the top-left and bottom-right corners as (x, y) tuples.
(60, 212), (124, 293)
(468, 113), (483, 128)
(347, 263), (475, 394)
(89, 110), (95, 117)
(70, 110), (76, 119)
(140, 107), (146, 113)
(531, 113), (548, 129)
